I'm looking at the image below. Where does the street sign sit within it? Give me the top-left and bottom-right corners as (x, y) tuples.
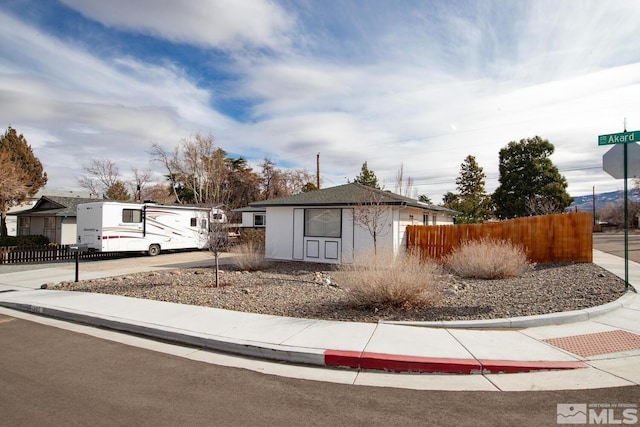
(603, 143), (640, 179)
(599, 129), (638, 290)
(598, 130), (640, 145)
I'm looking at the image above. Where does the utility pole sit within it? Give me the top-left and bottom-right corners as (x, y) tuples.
(316, 152), (320, 189)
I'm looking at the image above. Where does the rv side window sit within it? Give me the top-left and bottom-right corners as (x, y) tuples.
(190, 218), (197, 227)
(122, 209), (142, 223)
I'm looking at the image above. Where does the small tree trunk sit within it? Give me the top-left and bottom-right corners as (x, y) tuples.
(214, 248), (220, 288)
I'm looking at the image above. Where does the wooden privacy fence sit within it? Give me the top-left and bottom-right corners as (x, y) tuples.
(406, 212), (593, 263)
(0, 245), (125, 265)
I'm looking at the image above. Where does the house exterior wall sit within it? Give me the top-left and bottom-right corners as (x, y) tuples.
(342, 206), (397, 262)
(264, 204), (454, 264)
(240, 211), (266, 228)
(264, 206), (295, 260)
(60, 217), (77, 245)
(18, 215), (78, 245)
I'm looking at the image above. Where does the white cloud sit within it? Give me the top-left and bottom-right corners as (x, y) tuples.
(60, 0), (293, 51)
(3, 1), (640, 201)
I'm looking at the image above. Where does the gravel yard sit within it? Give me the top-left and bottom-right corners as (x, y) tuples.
(52, 260), (630, 323)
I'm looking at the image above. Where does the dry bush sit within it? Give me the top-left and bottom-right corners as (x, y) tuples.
(444, 238), (531, 279)
(229, 240), (267, 271)
(337, 249), (441, 309)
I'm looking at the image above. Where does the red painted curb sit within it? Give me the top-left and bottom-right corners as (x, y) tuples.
(478, 359), (587, 374)
(324, 350), (587, 374)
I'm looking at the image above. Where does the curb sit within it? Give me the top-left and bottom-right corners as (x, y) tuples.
(0, 301), (326, 368)
(0, 300), (589, 375)
(324, 350), (587, 374)
(380, 292), (638, 329)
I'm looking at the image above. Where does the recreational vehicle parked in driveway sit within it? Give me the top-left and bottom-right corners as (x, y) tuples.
(76, 202), (227, 256)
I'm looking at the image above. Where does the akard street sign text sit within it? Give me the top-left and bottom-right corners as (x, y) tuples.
(598, 130), (640, 145)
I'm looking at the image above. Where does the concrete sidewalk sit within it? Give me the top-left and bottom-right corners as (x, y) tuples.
(1, 250), (639, 391)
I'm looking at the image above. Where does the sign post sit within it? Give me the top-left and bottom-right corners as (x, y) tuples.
(600, 130), (640, 289)
(69, 244), (88, 282)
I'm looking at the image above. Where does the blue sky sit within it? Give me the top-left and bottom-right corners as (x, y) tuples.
(2, 0), (640, 200)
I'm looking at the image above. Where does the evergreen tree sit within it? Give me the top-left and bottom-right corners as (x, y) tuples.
(0, 127), (47, 236)
(453, 155), (493, 223)
(106, 181), (131, 201)
(353, 161), (380, 189)
(418, 194), (432, 204)
(493, 136), (573, 218)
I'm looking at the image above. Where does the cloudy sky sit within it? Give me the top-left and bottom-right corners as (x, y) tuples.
(2, 0), (640, 201)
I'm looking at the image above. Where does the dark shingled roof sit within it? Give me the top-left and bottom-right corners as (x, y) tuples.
(13, 196), (101, 217)
(250, 183), (459, 215)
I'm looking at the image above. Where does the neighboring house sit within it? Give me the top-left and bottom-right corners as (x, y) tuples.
(5, 197), (39, 237)
(5, 190), (92, 237)
(248, 182), (458, 264)
(12, 195), (99, 245)
(234, 206), (267, 228)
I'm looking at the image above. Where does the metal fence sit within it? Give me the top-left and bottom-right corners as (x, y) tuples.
(406, 212), (593, 263)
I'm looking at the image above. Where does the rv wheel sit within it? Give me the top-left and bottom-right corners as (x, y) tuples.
(148, 244), (161, 256)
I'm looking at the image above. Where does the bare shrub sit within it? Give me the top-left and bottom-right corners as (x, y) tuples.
(230, 240), (267, 271)
(337, 249), (441, 309)
(444, 238), (531, 279)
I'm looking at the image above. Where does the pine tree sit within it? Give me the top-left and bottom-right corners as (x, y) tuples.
(106, 181), (131, 201)
(0, 127), (47, 236)
(353, 161), (380, 189)
(454, 155), (492, 223)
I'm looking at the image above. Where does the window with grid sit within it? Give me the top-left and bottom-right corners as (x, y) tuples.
(304, 209), (341, 238)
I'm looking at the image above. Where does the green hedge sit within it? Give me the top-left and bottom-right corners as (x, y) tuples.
(0, 235), (50, 247)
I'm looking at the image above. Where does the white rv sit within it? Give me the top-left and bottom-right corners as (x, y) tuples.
(76, 202), (227, 256)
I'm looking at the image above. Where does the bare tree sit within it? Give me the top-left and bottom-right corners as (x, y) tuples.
(149, 142), (182, 203)
(77, 159), (121, 198)
(144, 183), (175, 204)
(524, 196), (561, 216)
(207, 206), (229, 287)
(130, 167), (153, 202)
(150, 134), (232, 205)
(259, 158), (316, 199)
(352, 186), (391, 255)
(394, 163), (415, 198)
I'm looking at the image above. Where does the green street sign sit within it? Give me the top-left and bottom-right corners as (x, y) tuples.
(598, 130), (640, 145)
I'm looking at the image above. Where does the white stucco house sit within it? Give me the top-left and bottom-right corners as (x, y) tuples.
(247, 183), (458, 264)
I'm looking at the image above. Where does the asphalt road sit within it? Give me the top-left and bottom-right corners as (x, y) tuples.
(1, 313), (639, 427)
(593, 231), (640, 264)
(2, 238), (639, 426)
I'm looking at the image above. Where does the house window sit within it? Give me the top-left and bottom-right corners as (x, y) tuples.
(190, 217), (197, 227)
(253, 213), (265, 227)
(423, 214), (428, 225)
(43, 217), (56, 242)
(432, 215), (437, 225)
(305, 209), (341, 238)
(18, 216), (30, 235)
(122, 209), (142, 223)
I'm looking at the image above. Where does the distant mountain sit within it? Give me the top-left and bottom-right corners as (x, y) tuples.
(569, 190), (640, 213)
